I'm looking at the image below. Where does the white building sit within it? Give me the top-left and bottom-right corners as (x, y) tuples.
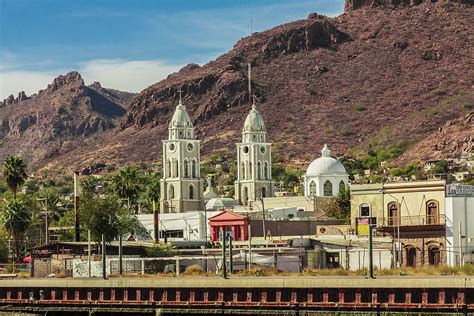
(234, 101), (274, 205)
(160, 97), (204, 213)
(137, 212), (218, 242)
(445, 184), (474, 266)
(303, 144), (349, 197)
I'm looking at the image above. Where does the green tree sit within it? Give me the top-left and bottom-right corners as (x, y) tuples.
(80, 195), (138, 242)
(81, 176), (100, 197)
(38, 188), (65, 222)
(0, 228), (9, 262)
(2, 155), (27, 199)
(112, 166), (140, 210)
(432, 160), (449, 174)
(1, 199), (31, 258)
(325, 187), (351, 224)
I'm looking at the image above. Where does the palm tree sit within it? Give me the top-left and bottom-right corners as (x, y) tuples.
(112, 167), (140, 210)
(2, 155), (27, 199)
(1, 199), (31, 258)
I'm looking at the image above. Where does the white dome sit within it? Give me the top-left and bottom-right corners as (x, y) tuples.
(306, 144), (347, 176)
(243, 103), (265, 132)
(169, 101), (193, 128)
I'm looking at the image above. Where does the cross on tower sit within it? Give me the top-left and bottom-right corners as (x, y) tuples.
(178, 87), (183, 104)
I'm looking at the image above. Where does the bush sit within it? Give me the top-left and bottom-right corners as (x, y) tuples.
(182, 264), (204, 275)
(352, 103), (367, 111)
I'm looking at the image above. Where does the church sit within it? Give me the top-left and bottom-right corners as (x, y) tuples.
(159, 64), (348, 213)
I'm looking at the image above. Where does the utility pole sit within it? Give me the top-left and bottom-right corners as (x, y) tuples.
(228, 233), (233, 274)
(74, 171), (80, 242)
(87, 230), (91, 278)
(153, 200), (159, 243)
(368, 224), (374, 279)
(221, 229), (227, 279)
(101, 234), (106, 279)
(119, 235), (123, 275)
(259, 197), (267, 240)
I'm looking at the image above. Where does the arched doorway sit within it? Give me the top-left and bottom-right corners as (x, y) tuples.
(242, 186), (248, 205)
(323, 180), (333, 196)
(406, 246), (417, 267)
(387, 202), (400, 226)
(261, 186), (267, 198)
(426, 200), (439, 224)
(189, 184), (194, 200)
(428, 245), (441, 266)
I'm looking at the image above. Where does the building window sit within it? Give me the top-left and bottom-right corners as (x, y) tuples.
(261, 186), (267, 198)
(359, 204), (371, 217)
(309, 181), (317, 197)
(241, 162), (245, 180)
(167, 159), (172, 178)
(264, 162), (269, 180)
(257, 161), (262, 180)
(323, 180), (333, 196)
(174, 160), (179, 178)
(189, 185), (194, 200)
(426, 200), (439, 224)
(339, 181), (345, 192)
(184, 159), (189, 178)
(387, 202), (400, 226)
(192, 159), (197, 178)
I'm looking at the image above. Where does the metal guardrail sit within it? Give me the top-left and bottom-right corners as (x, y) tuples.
(383, 215), (445, 227)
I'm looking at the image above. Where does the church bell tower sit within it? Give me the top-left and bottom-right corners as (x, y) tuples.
(234, 99), (273, 205)
(160, 94), (203, 213)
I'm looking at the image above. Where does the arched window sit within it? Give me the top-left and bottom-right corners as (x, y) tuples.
(184, 159), (189, 178)
(192, 159), (197, 178)
(189, 184), (194, 200)
(426, 200), (439, 224)
(257, 161), (261, 180)
(241, 162), (245, 180)
(323, 180), (333, 196)
(167, 159), (172, 178)
(387, 202), (400, 226)
(169, 184), (174, 200)
(359, 203), (370, 217)
(309, 181), (317, 197)
(242, 186), (248, 205)
(261, 186), (267, 198)
(339, 181), (345, 192)
(173, 159), (178, 178)
(264, 162), (269, 180)
(249, 162), (253, 179)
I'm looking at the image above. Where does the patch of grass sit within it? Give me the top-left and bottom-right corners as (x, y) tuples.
(426, 107), (440, 116)
(430, 87), (447, 96)
(341, 128), (354, 136)
(352, 103), (367, 111)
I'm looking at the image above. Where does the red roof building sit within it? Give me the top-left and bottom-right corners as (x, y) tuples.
(208, 210), (249, 241)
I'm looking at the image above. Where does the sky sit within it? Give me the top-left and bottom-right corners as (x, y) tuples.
(0, 0), (344, 99)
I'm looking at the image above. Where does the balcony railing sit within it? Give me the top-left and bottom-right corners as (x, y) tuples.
(382, 215), (445, 227)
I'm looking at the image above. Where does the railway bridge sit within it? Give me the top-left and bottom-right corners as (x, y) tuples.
(0, 276), (473, 315)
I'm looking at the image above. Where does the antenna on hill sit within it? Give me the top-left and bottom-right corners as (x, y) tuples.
(248, 11), (253, 104)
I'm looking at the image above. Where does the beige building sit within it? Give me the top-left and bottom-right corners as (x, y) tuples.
(160, 98), (203, 213)
(350, 180), (447, 267)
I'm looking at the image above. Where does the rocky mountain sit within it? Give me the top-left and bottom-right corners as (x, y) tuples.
(397, 111), (473, 163)
(0, 71), (136, 169)
(4, 1), (473, 174)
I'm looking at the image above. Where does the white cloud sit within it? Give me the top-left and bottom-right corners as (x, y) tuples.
(79, 59), (182, 93)
(0, 59), (183, 99)
(0, 70), (63, 99)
